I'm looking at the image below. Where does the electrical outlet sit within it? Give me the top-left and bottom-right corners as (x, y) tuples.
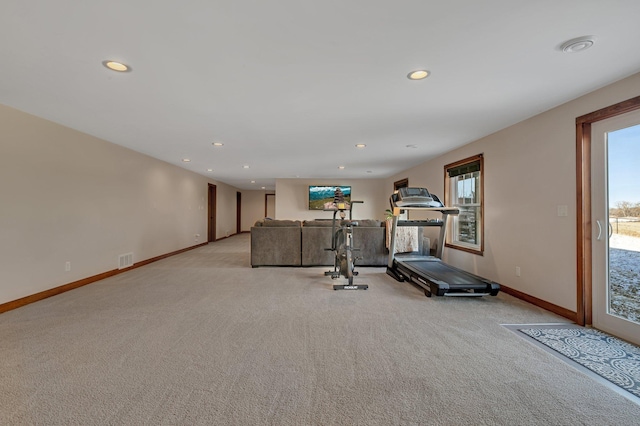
(557, 205), (568, 217)
(65, 261), (71, 272)
(515, 266), (521, 277)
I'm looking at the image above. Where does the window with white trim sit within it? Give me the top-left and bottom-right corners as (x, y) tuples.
(444, 154), (483, 254)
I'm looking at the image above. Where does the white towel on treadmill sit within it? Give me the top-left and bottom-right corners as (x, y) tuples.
(386, 220), (419, 253)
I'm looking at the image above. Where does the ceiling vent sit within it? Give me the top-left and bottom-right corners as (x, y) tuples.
(560, 36), (596, 53)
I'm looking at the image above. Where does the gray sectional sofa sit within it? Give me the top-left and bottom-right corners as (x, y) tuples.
(251, 218), (429, 267)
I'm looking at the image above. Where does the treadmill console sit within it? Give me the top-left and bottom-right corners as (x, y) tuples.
(393, 187), (443, 208)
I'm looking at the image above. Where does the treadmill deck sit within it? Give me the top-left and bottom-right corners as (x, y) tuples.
(388, 255), (500, 297)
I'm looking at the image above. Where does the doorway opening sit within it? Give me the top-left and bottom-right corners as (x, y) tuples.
(265, 193), (275, 218)
(236, 191), (242, 234)
(208, 184), (217, 242)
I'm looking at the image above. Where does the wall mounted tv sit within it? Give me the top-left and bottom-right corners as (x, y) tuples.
(308, 185), (351, 210)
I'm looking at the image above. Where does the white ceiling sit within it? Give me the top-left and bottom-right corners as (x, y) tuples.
(2, 1), (640, 190)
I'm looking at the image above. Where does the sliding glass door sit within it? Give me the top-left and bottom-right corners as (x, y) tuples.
(591, 110), (640, 345)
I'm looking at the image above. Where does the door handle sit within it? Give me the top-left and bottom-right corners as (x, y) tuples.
(596, 220), (602, 241)
(608, 222), (613, 238)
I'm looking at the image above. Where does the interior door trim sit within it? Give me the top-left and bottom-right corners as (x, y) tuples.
(575, 95), (640, 326)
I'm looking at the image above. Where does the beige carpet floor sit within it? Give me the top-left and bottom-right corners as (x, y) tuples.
(1, 234), (639, 425)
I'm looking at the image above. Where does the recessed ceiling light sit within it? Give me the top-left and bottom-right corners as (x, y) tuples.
(261, 186), (266, 189)
(338, 166), (345, 170)
(250, 180), (256, 184)
(560, 36), (596, 53)
(102, 60), (131, 72)
(182, 158), (191, 162)
(407, 70), (430, 80)
(212, 142), (224, 146)
(243, 165), (250, 169)
(207, 168), (213, 172)
(355, 144), (366, 148)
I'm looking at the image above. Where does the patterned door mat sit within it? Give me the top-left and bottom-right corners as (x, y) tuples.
(519, 327), (640, 398)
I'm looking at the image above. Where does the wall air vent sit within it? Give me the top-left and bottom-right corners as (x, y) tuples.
(118, 252), (134, 269)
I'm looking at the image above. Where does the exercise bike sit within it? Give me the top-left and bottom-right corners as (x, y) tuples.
(323, 197), (368, 290)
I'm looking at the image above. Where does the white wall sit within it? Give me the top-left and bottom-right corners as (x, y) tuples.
(0, 104), (239, 305)
(275, 178), (390, 221)
(385, 72), (640, 312)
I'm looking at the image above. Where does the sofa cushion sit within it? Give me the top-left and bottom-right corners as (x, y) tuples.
(355, 219), (382, 227)
(301, 227), (334, 266)
(352, 226), (387, 266)
(251, 226), (301, 266)
(254, 219), (302, 227)
(303, 220), (334, 227)
(303, 219), (381, 227)
(300, 225), (388, 267)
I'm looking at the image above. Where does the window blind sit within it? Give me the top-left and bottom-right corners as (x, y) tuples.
(447, 160), (480, 178)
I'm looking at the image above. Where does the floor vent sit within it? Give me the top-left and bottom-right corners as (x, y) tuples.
(118, 252), (134, 269)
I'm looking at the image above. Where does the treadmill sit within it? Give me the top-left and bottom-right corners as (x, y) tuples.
(386, 187), (500, 297)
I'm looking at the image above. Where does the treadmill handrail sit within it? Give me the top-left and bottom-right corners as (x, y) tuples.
(388, 188), (458, 261)
(387, 209), (458, 262)
(390, 206), (459, 216)
(396, 219), (443, 227)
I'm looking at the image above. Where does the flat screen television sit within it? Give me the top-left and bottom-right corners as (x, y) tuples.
(308, 185), (351, 210)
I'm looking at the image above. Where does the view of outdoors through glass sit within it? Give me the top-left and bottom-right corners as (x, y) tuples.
(454, 172), (480, 246)
(607, 123), (640, 325)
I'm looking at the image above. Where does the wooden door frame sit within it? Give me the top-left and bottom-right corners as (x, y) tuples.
(394, 178), (408, 191)
(208, 183), (217, 242)
(575, 95), (640, 326)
